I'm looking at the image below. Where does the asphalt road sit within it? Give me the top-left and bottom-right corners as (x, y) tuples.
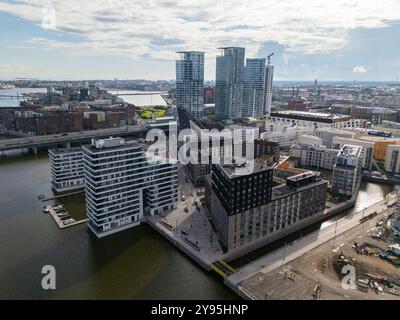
(227, 194), (396, 287)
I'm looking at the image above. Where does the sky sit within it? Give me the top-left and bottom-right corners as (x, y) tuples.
(0, 0), (400, 81)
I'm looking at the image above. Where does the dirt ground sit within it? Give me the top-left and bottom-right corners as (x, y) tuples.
(241, 207), (400, 300)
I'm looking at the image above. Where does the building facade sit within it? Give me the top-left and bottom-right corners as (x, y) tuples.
(315, 127), (356, 148)
(210, 166), (327, 252)
(332, 136), (374, 170)
(243, 58), (265, 118)
(83, 137), (178, 237)
(264, 61), (274, 115)
(350, 106), (397, 124)
(176, 51), (205, 120)
(215, 47), (245, 120)
(332, 145), (363, 197)
(270, 111), (366, 130)
(49, 147), (84, 193)
(289, 143), (339, 170)
(385, 144), (400, 174)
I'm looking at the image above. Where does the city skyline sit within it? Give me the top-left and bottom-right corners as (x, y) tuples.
(1, 1), (400, 81)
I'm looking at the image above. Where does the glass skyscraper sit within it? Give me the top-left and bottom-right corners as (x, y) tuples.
(215, 47), (245, 120)
(243, 58), (266, 118)
(176, 51), (204, 120)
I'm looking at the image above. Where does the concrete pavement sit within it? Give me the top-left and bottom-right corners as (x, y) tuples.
(226, 194), (396, 289)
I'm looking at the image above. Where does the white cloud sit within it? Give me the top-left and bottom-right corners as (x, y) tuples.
(353, 65), (370, 73)
(0, 0), (400, 62)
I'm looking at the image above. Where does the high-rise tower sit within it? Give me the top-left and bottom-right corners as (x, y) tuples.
(215, 47), (245, 120)
(263, 53), (274, 116)
(243, 58), (266, 118)
(176, 51), (204, 119)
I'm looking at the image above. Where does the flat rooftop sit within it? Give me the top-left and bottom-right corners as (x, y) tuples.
(271, 110), (350, 123)
(220, 161), (272, 178)
(339, 144), (363, 158)
(286, 171), (318, 183)
(49, 147), (82, 154)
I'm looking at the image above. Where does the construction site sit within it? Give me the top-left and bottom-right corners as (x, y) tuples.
(238, 192), (400, 300)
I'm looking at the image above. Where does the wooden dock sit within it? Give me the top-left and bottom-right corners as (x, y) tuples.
(46, 205), (88, 229)
(41, 190), (84, 202)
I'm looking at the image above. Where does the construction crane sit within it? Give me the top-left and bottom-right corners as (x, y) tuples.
(267, 53), (274, 65)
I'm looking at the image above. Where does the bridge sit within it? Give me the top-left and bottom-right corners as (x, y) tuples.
(0, 125), (149, 152)
(115, 92), (169, 96)
(0, 95), (24, 99)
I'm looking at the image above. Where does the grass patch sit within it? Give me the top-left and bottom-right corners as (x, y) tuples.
(138, 106), (167, 119)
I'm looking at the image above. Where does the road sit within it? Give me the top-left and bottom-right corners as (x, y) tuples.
(0, 125), (148, 151)
(226, 192), (397, 288)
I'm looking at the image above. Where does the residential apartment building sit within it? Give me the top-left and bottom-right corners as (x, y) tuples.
(243, 58), (265, 118)
(176, 51), (205, 120)
(358, 135), (398, 161)
(209, 164), (327, 252)
(264, 59), (274, 115)
(215, 47), (245, 120)
(49, 147), (84, 193)
(332, 136), (374, 170)
(385, 144), (400, 174)
(83, 137), (178, 237)
(332, 145), (363, 197)
(315, 127), (356, 148)
(289, 143), (338, 170)
(350, 106), (397, 124)
(270, 110), (366, 130)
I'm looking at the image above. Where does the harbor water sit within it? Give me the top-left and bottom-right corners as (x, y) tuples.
(0, 151), (393, 299)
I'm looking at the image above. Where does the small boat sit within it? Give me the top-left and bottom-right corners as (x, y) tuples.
(63, 218), (76, 225)
(43, 207), (50, 213)
(53, 204), (64, 211)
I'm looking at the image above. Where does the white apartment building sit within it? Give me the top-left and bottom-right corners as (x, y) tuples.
(49, 148), (84, 193)
(289, 143), (338, 170)
(83, 137), (178, 237)
(270, 110), (366, 130)
(298, 134), (323, 146)
(262, 124), (313, 149)
(332, 136), (374, 170)
(332, 145), (363, 197)
(315, 127), (356, 148)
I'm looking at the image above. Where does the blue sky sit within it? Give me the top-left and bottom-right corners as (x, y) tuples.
(0, 0), (400, 81)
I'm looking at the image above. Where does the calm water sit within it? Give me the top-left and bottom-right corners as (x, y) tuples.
(0, 88), (47, 107)
(107, 90), (167, 107)
(0, 152), (237, 299)
(0, 151), (393, 299)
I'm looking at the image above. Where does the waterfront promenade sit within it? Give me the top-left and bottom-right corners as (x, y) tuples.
(225, 192), (396, 299)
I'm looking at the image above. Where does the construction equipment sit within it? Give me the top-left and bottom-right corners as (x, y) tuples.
(312, 282), (321, 298)
(267, 53), (274, 65)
